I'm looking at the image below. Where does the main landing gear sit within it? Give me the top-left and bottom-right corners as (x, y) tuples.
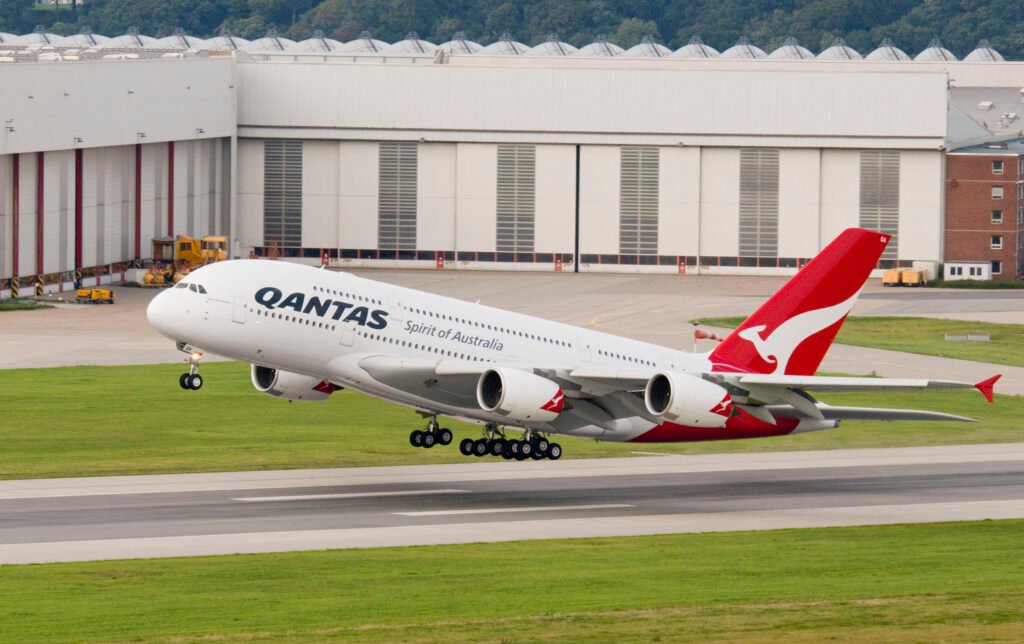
(178, 349), (203, 391)
(456, 425), (562, 461)
(409, 417), (454, 449)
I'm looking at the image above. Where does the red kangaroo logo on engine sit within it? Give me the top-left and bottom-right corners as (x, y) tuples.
(710, 394), (732, 417)
(541, 390), (564, 413)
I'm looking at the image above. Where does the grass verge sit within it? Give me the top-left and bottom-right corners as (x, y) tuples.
(0, 298), (53, 311)
(0, 520), (1021, 641)
(0, 362), (1020, 479)
(695, 316), (1024, 368)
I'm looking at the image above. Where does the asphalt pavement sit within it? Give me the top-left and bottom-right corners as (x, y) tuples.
(2, 443), (1022, 564)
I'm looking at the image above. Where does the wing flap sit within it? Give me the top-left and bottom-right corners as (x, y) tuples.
(736, 374), (976, 393)
(810, 405), (975, 423)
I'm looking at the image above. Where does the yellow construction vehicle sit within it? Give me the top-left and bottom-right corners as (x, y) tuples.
(76, 287), (115, 304)
(175, 235), (228, 266)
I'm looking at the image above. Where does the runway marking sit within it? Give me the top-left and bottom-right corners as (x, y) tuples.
(234, 489), (468, 502)
(393, 503), (635, 517)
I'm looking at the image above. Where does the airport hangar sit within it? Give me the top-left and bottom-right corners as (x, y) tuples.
(2, 34), (1024, 299)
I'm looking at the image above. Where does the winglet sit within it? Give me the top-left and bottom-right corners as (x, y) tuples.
(974, 375), (1001, 404)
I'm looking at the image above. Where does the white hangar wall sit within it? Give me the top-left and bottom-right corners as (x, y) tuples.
(236, 136), (944, 273)
(0, 57), (234, 295)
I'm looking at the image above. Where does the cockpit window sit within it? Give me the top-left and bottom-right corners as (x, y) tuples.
(189, 283), (198, 293)
(198, 285), (207, 294)
(175, 282), (188, 289)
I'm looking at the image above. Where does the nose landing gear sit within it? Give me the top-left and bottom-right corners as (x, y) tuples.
(178, 350), (203, 390)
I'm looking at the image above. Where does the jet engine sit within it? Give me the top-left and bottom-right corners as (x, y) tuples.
(644, 372), (733, 427)
(476, 368), (564, 423)
(251, 365), (338, 402)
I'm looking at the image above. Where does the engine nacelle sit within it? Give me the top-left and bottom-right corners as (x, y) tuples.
(251, 365), (338, 402)
(476, 368), (564, 423)
(644, 372), (733, 427)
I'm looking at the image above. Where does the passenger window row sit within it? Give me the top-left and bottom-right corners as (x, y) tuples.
(252, 308), (337, 331)
(312, 284), (381, 306)
(598, 349), (654, 367)
(406, 306), (570, 347)
(360, 329), (486, 362)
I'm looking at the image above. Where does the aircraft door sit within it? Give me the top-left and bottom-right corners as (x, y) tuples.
(232, 297), (247, 324)
(388, 291), (404, 321)
(577, 337), (591, 362)
(339, 322), (355, 347)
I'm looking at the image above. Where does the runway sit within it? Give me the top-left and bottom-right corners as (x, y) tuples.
(2, 443), (1023, 565)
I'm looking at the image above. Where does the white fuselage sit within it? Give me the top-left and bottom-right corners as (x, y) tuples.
(147, 260), (712, 441)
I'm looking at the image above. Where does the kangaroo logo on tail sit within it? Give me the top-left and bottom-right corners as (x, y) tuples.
(737, 290), (861, 375)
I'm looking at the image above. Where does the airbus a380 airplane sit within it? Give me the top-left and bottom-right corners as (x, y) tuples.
(147, 228), (1000, 461)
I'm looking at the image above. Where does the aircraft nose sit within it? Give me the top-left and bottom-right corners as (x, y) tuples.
(146, 289), (180, 339)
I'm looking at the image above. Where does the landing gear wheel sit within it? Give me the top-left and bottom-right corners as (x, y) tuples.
(519, 441), (533, 457)
(410, 430), (424, 447)
(501, 446), (515, 460)
(422, 431), (436, 448)
(179, 373), (190, 390)
(437, 428), (453, 446)
(472, 439), (489, 457)
(536, 438), (550, 453)
(459, 438), (474, 456)
(548, 443), (562, 460)
(531, 450), (545, 460)
(188, 374), (203, 390)
(490, 439), (505, 456)
(509, 441), (521, 456)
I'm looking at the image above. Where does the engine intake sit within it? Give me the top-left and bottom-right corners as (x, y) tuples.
(477, 368), (563, 423)
(644, 372), (732, 427)
(251, 365), (338, 402)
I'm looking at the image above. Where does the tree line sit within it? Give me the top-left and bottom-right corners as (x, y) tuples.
(2, 0), (1023, 60)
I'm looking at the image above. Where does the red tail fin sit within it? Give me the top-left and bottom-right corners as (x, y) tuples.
(709, 228), (890, 376)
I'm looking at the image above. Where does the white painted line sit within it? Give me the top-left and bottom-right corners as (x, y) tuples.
(234, 489), (468, 503)
(632, 451), (680, 456)
(393, 503), (635, 517)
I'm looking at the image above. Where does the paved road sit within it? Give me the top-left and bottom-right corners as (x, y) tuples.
(2, 443), (1022, 564)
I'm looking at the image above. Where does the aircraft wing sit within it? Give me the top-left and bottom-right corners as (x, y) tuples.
(355, 355), (487, 408)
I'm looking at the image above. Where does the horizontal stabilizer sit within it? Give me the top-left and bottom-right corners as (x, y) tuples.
(810, 405), (975, 423)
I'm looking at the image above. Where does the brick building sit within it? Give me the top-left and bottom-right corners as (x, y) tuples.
(945, 141), (1024, 280)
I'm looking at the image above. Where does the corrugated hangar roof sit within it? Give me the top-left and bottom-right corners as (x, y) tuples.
(384, 32), (436, 54)
(915, 38), (957, 61)
(574, 35), (624, 57)
(622, 37), (671, 58)
(438, 34), (482, 54)
(719, 37), (765, 59)
(478, 34), (528, 55)
(671, 35), (718, 58)
(767, 37), (813, 60)
(865, 38), (910, 61)
(525, 35), (577, 56)
(817, 37), (861, 60)
(964, 40), (1004, 62)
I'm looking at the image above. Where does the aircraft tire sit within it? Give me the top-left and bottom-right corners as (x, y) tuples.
(179, 374), (190, 390)
(548, 443), (562, 460)
(490, 439), (505, 456)
(422, 432), (436, 448)
(472, 439), (488, 457)
(188, 374), (203, 390)
(536, 438), (549, 453)
(459, 438), (474, 455)
(438, 428), (453, 446)
(520, 441), (533, 457)
(410, 430), (424, 447)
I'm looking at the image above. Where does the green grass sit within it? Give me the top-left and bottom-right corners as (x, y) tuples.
(696, 316), (1024, 368)
(0, 362), (1019, 479)
(0, 298), (53, 311)
(0, 521), (1021, 641)
(927, 278), (1024, 289)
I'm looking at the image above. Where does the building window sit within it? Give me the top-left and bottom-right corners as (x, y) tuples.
(496, 144), (536, 254)
(263, 139), (303, 248)
(992, 185), (1004, 200)
(992, 260), (1002, 275)
(378, 142), (418, 251)
(992, 210), (1003, 224)
(739, 148), (780, 258)
(619, 146), (659, 256)
(860, 151), (899, 260)
(991, 235), (1003, 250)
(969, 266), (980, 277)
(992, 160), (1004, 175)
